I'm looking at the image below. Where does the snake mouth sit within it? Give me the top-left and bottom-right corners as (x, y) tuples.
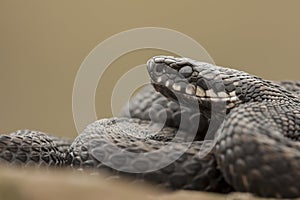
(151, 82), (202, 107)
(147, 56), (239, 109)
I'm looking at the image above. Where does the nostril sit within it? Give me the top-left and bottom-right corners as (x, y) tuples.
(154, 63), (164, 74)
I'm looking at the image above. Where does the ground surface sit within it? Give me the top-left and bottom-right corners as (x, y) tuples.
(0, 167), (284, 200)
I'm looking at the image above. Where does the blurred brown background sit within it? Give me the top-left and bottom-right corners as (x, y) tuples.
(0, 0), (299, 138)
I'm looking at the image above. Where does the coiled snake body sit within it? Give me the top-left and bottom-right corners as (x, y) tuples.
(1, 56), (300, 198)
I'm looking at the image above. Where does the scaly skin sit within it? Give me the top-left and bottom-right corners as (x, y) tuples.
(121, 81), (299, 141)
(66, 118), (232, 193)
(276, 80), (300, 97)
(0, 130), (67, 167)
(120, 85), (210, 140)
(67, 56), (300, 198)
(147, 56), (300, 198)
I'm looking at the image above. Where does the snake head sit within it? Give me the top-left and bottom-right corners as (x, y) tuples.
(147, 56), (299, 115)
(147, 56), (245, 114)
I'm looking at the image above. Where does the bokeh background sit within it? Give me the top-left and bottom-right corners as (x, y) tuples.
(0, 0), (299, 138)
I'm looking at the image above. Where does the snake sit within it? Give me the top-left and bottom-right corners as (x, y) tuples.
(1, 56), (300, 198)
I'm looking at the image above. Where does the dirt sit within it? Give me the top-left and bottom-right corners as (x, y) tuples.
(0, 166), (279, 200)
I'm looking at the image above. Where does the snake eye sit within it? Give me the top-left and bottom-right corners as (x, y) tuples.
(178, 66), (193, 78)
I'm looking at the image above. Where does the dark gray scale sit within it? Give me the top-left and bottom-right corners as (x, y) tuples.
(0, 130), (68, 167)
(215, 102), (300, 198)
(66, 117), (233, 193)
(275, 80), (300, 98)
(196, 78), (209, 90)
